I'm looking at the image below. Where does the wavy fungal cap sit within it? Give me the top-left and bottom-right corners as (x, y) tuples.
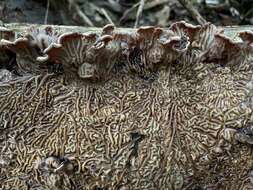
(0, 21), (252, 81)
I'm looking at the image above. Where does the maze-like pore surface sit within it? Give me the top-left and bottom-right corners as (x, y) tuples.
(1, 60), (253, 189)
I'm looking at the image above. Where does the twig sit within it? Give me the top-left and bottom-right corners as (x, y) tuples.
(177, 0), (207, 25)
(144, 0), (170, 10)
(68, 0), (94, 27)
(44, 0), (50, 24)
(120, 3), (140, 24)
(101, 8), (115, 25)
(134, 0), (145, 28)
(120, 0), (170, 24)
(107, 0), (122, 13)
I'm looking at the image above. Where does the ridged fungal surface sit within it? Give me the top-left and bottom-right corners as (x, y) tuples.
(0, 22), (253, 189)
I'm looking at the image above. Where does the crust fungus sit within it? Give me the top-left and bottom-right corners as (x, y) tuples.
(0, 26), (59, 74)
(37, 25), (123, 81)
(2, 21), (253, 189)
(239, 31), (253, 45)
(101, 24), (115, 36)
(201, 34), (240, 64)
(34, 156), (75, 189)
(0, 27), (16, 73)
(0, 22), (252, 80)
(0, 26), (15, 41)
(200, 30), (253, 69)
(89, 34), (121, 79)
(37, 32), (99, 79)
(115, 25), (191, 76)
(26, 26), (59, 54)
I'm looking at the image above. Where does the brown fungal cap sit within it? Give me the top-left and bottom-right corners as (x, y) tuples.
(191, 23), (220, 51)
(136, 26), (156, 37)
(0, 27), (60, 75)
(0, 26), (15, 41)
(37, 32), (108, 81)
(102, 24), (115, 36)
(26, 26), (59, 52)
(94, 35), (113, 49)
(1, 37), (30, 52)
(1, 37), (43, 73)
(161, 36), (190, 52)
(38, 32), (97, 66)
(169, 21), (201, 42)
(239, 31), (253, 44)
(201, 33), (241, 64)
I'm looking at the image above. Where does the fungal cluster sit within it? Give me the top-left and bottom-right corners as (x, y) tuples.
(0, 21), (252, 83)
(1, 22), (253, 189)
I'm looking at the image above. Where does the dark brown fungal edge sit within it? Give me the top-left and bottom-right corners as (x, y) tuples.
(239, 30), (253, 44)
(25, 26), (60, 53)
(0, 27), (17, 76)
(0, 26), (60, 75)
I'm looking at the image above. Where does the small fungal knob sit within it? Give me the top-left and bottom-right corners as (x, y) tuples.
(37, 156), (74, 174)
(102, 24), (115, 36)
(78, 62), (96, 79)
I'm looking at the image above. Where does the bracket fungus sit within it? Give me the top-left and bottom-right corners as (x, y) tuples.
(0, 27), (16, 71)
(201, 31), (253, 71)
(1, 21), (253, 189)
(239, 30), (253, 44)
(37, 32), (99, 79)
(0, 26), (59, 74)
(26, 26), (59, 54)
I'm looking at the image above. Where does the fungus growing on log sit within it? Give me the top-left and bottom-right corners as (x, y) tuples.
(0, 27), (16, 73)
(169, 21), (201, 42)
(0, 26), (59, 74)
(1, 22), (253, 189)
(0, 26), (15, 40)
(201, 30), (253, 69)
(1, 38), (42, 73)
(239, 30), (253, 44)
(26, 26), (59, 53)
(37, 32), (99, 79)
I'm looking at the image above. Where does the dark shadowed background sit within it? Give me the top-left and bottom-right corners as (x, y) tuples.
(0, 0), (252, 27)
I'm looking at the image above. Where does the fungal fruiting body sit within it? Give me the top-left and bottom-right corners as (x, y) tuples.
(0, 21), (251, 81)
(0, 26), (59, 74)
(1, 22), (253, 189)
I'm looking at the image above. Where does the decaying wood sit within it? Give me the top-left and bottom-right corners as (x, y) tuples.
(1, 22), (253, 190)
